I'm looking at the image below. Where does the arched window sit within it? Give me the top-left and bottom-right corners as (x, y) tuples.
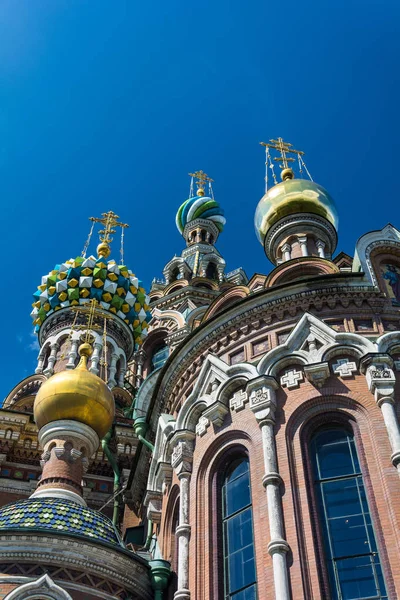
(170, 267), (180, 282)
(311, 427), (387, 600)
(206, 262), (217, 280)
(151, 344), (169, 372)
(222, 458), (256, 599)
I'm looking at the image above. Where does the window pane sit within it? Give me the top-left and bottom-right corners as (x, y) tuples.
(336, 556), (381, 600)
(151, 345), (168, 370)
(229, 543), (256, 593)
(329, 514), (370, 557)
(226, 459), (249, 483)
(231, 584), (257, 600)
(322, 479), (362, 519)
(226, 508), (254, 554)
(224, 470), (250, 517)
(315, 433), (356, 479)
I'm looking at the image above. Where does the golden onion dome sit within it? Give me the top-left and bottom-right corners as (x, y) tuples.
(34, 343), (114, 439)
(254, 178), (339, 245)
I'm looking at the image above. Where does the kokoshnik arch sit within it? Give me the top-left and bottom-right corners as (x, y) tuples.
(1, 138), (400, 599)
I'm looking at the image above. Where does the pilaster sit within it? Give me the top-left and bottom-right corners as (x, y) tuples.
(246, 376), (291, 600)
(171, 431), (195, 600)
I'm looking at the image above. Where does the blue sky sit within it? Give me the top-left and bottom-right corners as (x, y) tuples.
(0, 0), (399, 397)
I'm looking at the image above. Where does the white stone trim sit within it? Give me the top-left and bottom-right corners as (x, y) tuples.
(4, 574), (72, 599)
(31, 487), (86, 505)
(38, 420), (99, 457)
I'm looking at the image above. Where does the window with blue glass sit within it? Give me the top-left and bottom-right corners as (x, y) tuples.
(222, 458), (257, 600)
(151, 344), (169, 371)
(311, 428), (387, 600)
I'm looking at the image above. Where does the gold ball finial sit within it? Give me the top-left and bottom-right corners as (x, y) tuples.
(97, 242), (111, 258)
(197, 187), (205, 197)
(78, 342), (93, 358)
(281, 168), (294, 181)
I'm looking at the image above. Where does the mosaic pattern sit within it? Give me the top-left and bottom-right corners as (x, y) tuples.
(31, 255), (151, 346)
(0, 497), (121, 546)
(176, 195), (226, 234)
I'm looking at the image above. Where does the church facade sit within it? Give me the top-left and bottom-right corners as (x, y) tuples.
(0, 139), (399, 599)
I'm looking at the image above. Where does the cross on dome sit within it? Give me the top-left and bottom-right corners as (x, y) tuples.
(188, 170), (214, 197)
(89, 210), (129, 258)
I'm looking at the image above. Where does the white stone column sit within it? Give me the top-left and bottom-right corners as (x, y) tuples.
(379, 399), (400, 471)
(297, 236), (308, 257)
(117, 364), (127, 387)
(247, 376), (291, 600)
(316, 239), (326, 258)
(363, 355), (400, 473)
(89, 342), (103, 375)
(281, 243), (291, 262)
(35, 351), (46, 374)
(66, 339), (79, 370)
(44, 342), (59, 376)
(108, 353), (119, 388)
(171, 433), (194, 600)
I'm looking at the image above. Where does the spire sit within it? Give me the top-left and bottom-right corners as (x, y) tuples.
(89, 210), (129, 258)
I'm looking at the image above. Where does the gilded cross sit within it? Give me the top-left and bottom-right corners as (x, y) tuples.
(260, 137), (304, 170)
(188, 170), (213, 195)
(90, 210), (129, 245)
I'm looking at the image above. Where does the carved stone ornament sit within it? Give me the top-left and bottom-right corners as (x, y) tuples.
(304, 362), (330, 388)
(203, 401), (229, 428)
(246, 376), (278, 423)
(249, 386), (271, 408)
(230, 389), (248, 411)
(332, 358), (357, 378)
(365, 363), (396, 403)
(171, 438), (194, 474)
(144, 489), (163, 523)
(280, 368), (304, 389)
(155, 461), (173, 494)
(196, 415), (210, 437)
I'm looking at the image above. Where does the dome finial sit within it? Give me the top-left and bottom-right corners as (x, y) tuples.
(260, 136), (313, 191)
(76, 341), (93, 370)
(89, 210), (129, 258)
(188, 170), (213, 198)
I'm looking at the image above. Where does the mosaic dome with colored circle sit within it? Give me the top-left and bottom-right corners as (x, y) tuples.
(31, 255), (151, 346)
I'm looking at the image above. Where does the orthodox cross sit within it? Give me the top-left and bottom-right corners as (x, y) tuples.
(260, 137), (304, 170)
(89, 210), (129, 245)
(188, 170), (213, 195)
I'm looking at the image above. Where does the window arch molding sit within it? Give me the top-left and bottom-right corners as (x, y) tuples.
(195, 431), (262, 600)
(4, 574), (72, 600)
(285, 397), (395, 599)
